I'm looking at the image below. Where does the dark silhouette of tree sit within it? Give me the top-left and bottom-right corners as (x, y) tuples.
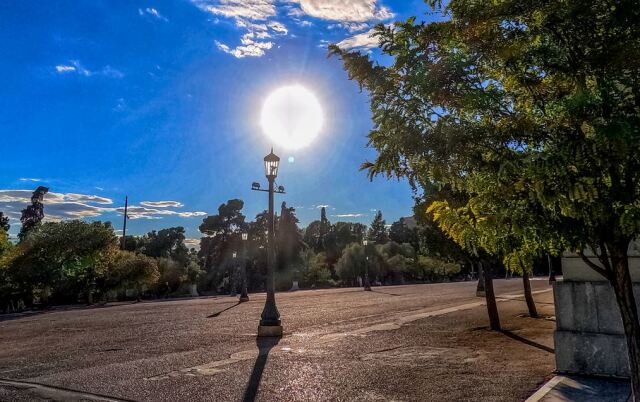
(139, 227), (189, 264)
(18, 186), (48, 241)
(0, 212), (9, 232)
(389, 217), (418, 247)
(198, 199), (246, 290)
(334, 222), (367, 251)
(368, 211), (388, 244)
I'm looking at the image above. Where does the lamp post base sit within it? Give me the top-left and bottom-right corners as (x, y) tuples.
(239, 295), (250, 302)
(364, 286), (372, 291)
(258, 324), (283, 337)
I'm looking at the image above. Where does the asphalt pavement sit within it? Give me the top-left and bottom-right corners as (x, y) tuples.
(0, 279), (556, 401)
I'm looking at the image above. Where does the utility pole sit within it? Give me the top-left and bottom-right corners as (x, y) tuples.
(121, 196), (128, 250)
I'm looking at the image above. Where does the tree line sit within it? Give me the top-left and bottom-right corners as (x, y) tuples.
(0, 187), (475, 313)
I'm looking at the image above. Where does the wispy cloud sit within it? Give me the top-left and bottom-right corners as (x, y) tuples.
(0, 190), (205, 227)
(333, 213), (366, 218)
(54, 60), (124, 78)
(140, 200), (185, 208)
(335, 27), (380, 50)
(138, 7), (168, 21)
(19, 178), (41, 182)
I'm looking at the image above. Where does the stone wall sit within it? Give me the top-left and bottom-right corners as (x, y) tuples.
(554, 251), (640, 378)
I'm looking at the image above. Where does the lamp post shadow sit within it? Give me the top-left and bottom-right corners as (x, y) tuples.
(242, 336), (280, 402)
(207, 301), (241, 318)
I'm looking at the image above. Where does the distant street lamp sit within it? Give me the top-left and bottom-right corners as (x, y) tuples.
(240, 232), (249, 302)
(251, 148), (285, 337)
(231, 251), (238, 297)
(362, 240), (372, 291)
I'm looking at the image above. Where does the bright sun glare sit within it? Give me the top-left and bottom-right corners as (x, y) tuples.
(260, 85), (323, 150)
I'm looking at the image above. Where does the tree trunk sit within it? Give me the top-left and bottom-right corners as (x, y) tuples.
(522, 270), (538, 318)
(476, 262), (486, 297)
(483, 263), (501, 330)
(609, 246), (640, 401)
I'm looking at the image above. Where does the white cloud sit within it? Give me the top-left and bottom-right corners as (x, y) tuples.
(329, 22), (370, 33)
(0, 190), (205, 228)
(268, 21), (288, 34)
(333, 213), (366, 218)
(55, 65), (76, 73)
(215, 35), (273, 58)
(184, 238), (201, 250)
(140, 200), (185, 208)
(64, 193), (113, 204)
(290, 0), (392, 22)
(19, 178), (41, 182)
(139, 7), (168, 21)
(194, 0), (276, 20)
(54, 60), (124, 78)
(336, 27), (380, 50)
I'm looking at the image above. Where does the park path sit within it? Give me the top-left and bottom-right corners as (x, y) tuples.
(0, 280), (556, 401)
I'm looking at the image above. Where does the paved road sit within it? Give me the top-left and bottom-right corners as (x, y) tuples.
(0, 279), (556, 401)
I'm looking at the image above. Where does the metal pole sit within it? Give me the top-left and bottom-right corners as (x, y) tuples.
(240, 238), (249, 302)
(364, 255), (372, 291)
(258, 176), (281, 336)
(121, 196), (128, 250)
(548, 254), (556, 284)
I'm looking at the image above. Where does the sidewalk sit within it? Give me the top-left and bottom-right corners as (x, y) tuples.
(527, 375), (632, 402)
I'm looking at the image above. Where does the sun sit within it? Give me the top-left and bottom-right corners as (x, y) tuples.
(260, 85), (324, 150)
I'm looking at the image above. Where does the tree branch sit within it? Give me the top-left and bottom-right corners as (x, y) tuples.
(577, 250), (611, 280)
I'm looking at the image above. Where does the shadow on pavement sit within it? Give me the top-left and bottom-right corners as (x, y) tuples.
(242, 337), (280, 402)
(500, 329), (554, 353)
(370, 289), (403, 297)
(207, 302), (241, 318)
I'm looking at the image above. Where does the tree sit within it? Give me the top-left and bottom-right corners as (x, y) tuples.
(9, 220), (117, 304)
(198, 199), (246, 289)
(331, 0), (640, 395)
(335, 243), (367, 283)
(104, 251), (159, 299)
(368, 211), (388, 244)
(18, 186), (48, 241)
(333, 222), (367, 251)
(139, 227), (189, 264)
(389, 218), (417, 246)
(0, 212), (10, 232)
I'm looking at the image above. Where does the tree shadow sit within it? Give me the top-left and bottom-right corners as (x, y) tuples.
(370, 289), (402, 297)
(500, 329), (555, 353)
(207, 302), (241, 318)
(242, 336), (280, 402)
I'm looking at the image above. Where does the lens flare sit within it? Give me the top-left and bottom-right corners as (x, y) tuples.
(261, 85), (323, 150)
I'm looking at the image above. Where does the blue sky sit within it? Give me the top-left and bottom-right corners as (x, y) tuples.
(0, 0), (437, 245)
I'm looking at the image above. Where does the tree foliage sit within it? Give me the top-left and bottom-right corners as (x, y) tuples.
(18, 186), (48, 241)
(331, 0), (640, 394)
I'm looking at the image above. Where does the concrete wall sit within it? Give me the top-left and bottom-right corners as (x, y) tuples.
(554, 280), (640, 377)
(555, 247), (640, 378)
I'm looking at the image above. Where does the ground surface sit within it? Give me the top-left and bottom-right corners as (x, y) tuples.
(0, 279), (556, 402)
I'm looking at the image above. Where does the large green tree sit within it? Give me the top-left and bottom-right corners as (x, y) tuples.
(331, 0), (640, 395)
(8, 220), (117, 304)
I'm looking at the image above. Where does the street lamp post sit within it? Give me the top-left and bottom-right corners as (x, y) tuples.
(252, 149), (285, 337)
(363, 240), (372, 291)
(240, 233), (249, 302)
(547, 254), (556, 284)
(231, 251), (238, 297)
